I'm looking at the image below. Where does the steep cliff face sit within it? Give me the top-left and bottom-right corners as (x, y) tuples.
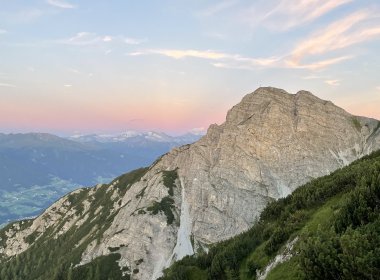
(1, 87), (379, 280)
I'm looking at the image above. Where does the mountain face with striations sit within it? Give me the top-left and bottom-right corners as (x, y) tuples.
(1, 87), (379, 280)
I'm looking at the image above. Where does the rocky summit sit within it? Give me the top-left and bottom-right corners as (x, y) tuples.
(1, 87), (379, 280)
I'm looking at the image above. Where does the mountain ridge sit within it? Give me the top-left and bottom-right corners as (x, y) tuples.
(0, 131), (202, 226)
(0, 87), (379, 280)
(68, 131), (204, 144)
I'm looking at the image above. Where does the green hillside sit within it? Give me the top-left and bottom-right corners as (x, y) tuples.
(1, 150), (379, 280)
(0, 168), (149, 280)
(160, 150), (380, 280)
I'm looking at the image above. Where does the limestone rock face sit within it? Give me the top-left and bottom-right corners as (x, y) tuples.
(154, 87), (379, 243)
(1, 87), (379, 280)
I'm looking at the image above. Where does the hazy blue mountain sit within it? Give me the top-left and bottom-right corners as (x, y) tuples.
(0, 132), (202, 226)
(68, 130), (202, 146)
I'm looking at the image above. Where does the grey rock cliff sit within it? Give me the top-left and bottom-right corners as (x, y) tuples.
(1, 87), (379, 280)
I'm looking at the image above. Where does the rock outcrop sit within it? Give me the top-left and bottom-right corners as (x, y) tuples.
(1, 87), (379, 280)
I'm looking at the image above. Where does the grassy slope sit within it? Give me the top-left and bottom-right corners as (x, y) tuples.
(161, 150), (380, 280)
(263, 195), (345, 280)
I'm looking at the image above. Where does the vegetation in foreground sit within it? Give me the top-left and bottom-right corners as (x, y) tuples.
(160, 150), (380, 280)
(1, 150), (380, 279)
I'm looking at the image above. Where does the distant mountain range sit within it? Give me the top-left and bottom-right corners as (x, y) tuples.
(0, 131), (203, 226)
(68, 131), (202, 144)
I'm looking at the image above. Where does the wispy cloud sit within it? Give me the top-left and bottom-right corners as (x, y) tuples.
(0, 29), (7, 34)
(130, 9), (380, 72)
(250, 0), (353, 31)
(125, 37), (146, 45)
(103, 36), (112, 42)
(212, 62), (255, 70)
(0, 82), (16, 88)
(128, 51), (144, 56)
(132, 49), (282, 69)
(286, 55), (353, 70)
(130, 47), (349, 71)
(198, 0), (348, 32)
(58, 32), (145, 46)
(288, 10), (380, 67)
(212, 56), (283, 69)
(148, 49), (230, 60)
(325, 79), (340, 86)
(46, 0), (76, 9)
(60, 32), (99, 46)
(64, 84), (72, 87)
(376, 86), (380, 91)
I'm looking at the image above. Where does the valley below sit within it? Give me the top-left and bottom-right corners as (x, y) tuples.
(2, 1), (380, 278)
(0, 132), (201, 226)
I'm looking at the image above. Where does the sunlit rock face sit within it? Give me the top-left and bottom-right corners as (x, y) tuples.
(157, 87), (378, 240)
(2, 87), (379, 280)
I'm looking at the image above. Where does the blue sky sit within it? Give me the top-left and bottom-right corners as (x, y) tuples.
(0, 0), (380, 135)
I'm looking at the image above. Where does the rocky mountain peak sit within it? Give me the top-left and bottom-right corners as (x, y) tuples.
(224, 87), (343, 128)
(1, 87), (379, 280)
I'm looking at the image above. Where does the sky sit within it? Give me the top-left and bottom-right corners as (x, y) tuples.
(0, 0), (380, 136)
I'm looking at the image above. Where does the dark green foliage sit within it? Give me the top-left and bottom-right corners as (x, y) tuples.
(137, 209), (146, 214)
(135, 258), (144, 265)
(108, 246), (120, 252)
(136, 186), (147, 199)
(112, 167), (149, 196)
(300, 221), (380, 280)
(67, 189), (90, 214)
(24, 231), (39, 244)
(264, 227), (290, 256)
(158, 263), (208, 280)
(161, 222), (266, 280)
(162, 169), (178, 196)
(161, 150), (380, 280)
(300, 172), (380, 280)
(72, 253), (130, 280)
(246, 259), (259, 278)
(334, 173), (380, 233)
(0, 220), (24, 249)
(352, 117), (362, 131)
(145, 169), (178, 224)
(147, 196), (176, 225)
(18, 219), (33, 230)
